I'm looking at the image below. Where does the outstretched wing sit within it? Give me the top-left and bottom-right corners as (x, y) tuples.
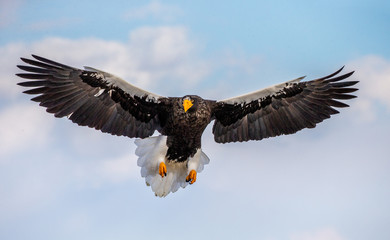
(17, 55), (169, 138)
(212, 67), (358, 143)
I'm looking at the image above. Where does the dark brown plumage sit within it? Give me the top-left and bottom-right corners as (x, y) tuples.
(16, 55), (358, 196)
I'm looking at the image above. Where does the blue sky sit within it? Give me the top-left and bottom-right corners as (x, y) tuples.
(1, 1), (390, 240)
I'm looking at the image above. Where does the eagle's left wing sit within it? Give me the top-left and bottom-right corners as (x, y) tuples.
(211, 67), (358, 143)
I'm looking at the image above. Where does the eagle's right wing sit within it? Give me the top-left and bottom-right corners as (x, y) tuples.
(17, 55), (170, 138)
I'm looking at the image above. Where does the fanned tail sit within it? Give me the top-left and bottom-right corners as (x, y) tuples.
(134, 135), (210, 197)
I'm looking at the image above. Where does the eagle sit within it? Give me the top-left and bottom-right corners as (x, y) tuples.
(16, 55), (358, 197)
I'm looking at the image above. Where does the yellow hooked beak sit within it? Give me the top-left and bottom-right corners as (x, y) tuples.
(183, 99), (193, 112)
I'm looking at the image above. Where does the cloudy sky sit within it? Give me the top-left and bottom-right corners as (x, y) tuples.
(1, 1), (389, 240)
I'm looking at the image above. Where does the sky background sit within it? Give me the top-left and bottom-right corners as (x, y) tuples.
(1, 1), (389, 240)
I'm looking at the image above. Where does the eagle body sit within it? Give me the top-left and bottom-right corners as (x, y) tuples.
(161, 96), (214, 162)
(16, 55), (358, 197)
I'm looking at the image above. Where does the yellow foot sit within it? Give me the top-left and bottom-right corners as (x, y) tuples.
(159, 162), (167, 178)
(186, 170), (197, 185)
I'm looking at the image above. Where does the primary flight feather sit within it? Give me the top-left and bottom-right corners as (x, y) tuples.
(16, 55), (358, 197)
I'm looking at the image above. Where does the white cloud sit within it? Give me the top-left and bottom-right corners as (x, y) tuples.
(290, 228), (346, 240)
(1, 25), (211, 99)
(123, 0), (183, 21)
(128, 26), (210, 90)
(347, 55), (390, 121)
(98, 154), (139, 182)
(0, 159), (62, 218)
(27, 17), (80, 31)
(0, 41), (28, 99)
(2, 25), (270, 101)
(78, 154), (139, 186)
(0, 0), (22, 28)
(129, 26), (193, 67)
(219, 47), (263, 76)
(0, 103), (54, 160)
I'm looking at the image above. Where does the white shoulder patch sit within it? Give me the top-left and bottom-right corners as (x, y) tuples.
(94, 88), (105, 97)
(84, 66), (163, 103)
(219, 76), (305, 104)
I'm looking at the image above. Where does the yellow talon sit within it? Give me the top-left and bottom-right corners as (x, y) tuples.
(186, 170), (197, 184)
(159, 162), (167, 178)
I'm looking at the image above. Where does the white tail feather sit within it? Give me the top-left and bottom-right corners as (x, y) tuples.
(134, 135), (210, 197)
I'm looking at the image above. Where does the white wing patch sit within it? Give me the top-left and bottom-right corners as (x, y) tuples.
(219, 76), (306, 104)
(135, 135), (210, 197)
(84, 66), (162, 102)
(94, 88), (105, 97)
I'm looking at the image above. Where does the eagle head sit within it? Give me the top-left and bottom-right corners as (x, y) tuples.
(182, 96), (194, 112)
(182, 95), (202, 113)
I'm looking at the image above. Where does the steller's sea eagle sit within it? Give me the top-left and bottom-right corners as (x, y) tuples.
(16, 55), (358, 197)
